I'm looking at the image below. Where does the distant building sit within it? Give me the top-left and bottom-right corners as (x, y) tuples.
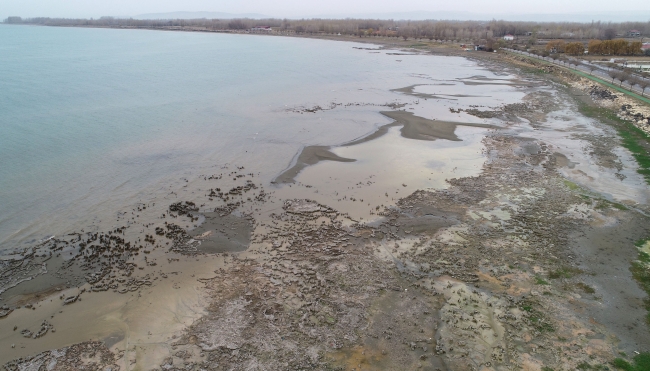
(641, 43), (650, 50)
(503, 34), (515, 41)
(251, 26), (272, 33)
(627, 30), (641, 37)
(625, 61), (650, 72)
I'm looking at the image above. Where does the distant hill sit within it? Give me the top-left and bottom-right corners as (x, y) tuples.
(134, 11), (269, 20)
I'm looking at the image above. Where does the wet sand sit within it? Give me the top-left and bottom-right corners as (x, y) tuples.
(391, 84), (484, 99)
(380, 110), (494, 141)
(273, 146), (356, 184)
(274, 111), (493, 184)
(187, 212), (254, 254)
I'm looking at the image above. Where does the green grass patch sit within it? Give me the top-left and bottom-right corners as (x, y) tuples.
(520, 297), (555, 332)
(612, 353), (650, 371)
(521, 66), (547, 74)
(639, 251), (650, 264)
(635, 238), (650, 249)
(529, 316), (555, 332)
(535, 276), (550, 285)
(563, 180), (582, 191)
(613, 358), (633, 371)
(576, 282), (596, 294)
(578, 103), (650, 186)
(549, 266), (584, 279)
(562, 181), (627, 210)
(594, 198), (629, 211)
(577, 363), (611, 371)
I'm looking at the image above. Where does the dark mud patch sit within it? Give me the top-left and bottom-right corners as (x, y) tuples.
(519, 141), (541, 155)
(187, 212), (254, 254)
(4, 341), (120, 371)
(273, 145), (356, 184)
(457, 94), (557, 123)
(456, 75), (536, 87)
(552, 152), (577, 169)
(394, 206), (461, 237)
(391, 84), (484, 100)
(0, 253), (84, 308)
(380, 111), (494, 142)
(274, 111), (493, 184)
(1, 274), (69, 308)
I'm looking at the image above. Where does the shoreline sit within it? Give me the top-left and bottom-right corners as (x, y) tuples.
(1, 26), (650, 370)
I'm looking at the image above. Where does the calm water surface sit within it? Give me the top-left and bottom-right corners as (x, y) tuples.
(0, 25), (511, 251)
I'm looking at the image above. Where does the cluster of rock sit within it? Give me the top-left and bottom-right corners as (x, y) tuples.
(4, 342), (119, 371)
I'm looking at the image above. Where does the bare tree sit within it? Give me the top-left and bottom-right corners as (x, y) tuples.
(227, 20), (247, 30)
(608, 71), (619, 84)
(634, 77), (649, 96)
(588, 64), (597, 75)
(613, 72), (629, 87)
(620, 72), (631, 87)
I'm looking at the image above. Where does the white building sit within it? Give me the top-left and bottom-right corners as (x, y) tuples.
(626, 61), (650, 72)
(503, 34), (515, 41)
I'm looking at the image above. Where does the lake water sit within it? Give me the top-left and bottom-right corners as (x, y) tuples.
(0, 24), (520, 253)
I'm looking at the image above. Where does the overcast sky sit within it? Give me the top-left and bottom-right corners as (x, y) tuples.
(2, 0), (650, 19)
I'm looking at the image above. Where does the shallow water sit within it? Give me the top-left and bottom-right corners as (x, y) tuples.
(0, 25), (523, 254)
(274, 125), (488, 223)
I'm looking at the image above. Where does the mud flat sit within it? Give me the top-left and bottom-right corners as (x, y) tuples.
(275, 111), (493, 184)
(380, 110), (494, 141)
(2, 48), (650, 371)
(273, 146), (356, 184)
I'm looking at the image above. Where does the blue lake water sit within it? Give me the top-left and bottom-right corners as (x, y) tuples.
(0, 24), (502, 251)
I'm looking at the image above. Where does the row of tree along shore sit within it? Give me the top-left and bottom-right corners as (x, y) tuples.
(539, 39), (646, 56)
(510, 49), (650, 95)
(3, 16), (649, 42)
(532, 39), (650, 56)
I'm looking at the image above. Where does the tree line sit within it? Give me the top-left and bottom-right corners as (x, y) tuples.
(3, 16), (649, 42)
(545, 39), (644, 55)
(588, 39), (644, 55)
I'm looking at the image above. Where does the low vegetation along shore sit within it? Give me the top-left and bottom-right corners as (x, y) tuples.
(1, 21), (650, 371)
